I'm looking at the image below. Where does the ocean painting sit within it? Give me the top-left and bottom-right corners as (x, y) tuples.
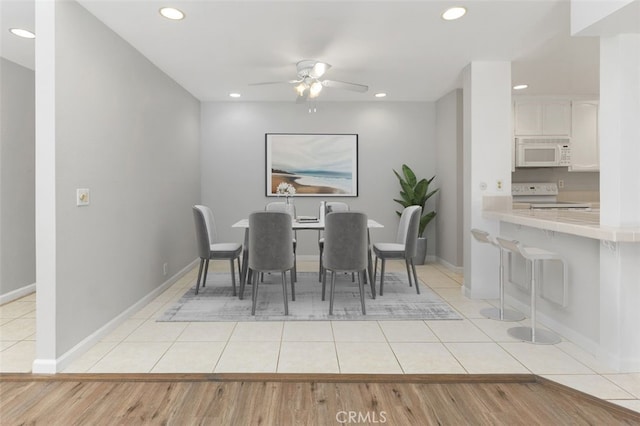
(266, 134), (358, 196)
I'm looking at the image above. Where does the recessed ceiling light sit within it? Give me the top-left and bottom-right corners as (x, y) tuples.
(229, 93), (241, 98)
(442, 7), (467, 21)
(159, 7), (185, 20)
(9, 28), (35, 39)
(513, 84), (529, 90)
(374, 93), (387, 98)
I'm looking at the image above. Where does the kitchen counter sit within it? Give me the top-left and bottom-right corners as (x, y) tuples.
(483, 207), (640, 242)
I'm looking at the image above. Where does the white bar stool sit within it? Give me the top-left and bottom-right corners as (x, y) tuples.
(496, 237), (564, 345)
(470, 229), (525, 321)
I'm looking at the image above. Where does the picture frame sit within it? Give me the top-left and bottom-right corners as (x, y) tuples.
(265, 133), (358, 197)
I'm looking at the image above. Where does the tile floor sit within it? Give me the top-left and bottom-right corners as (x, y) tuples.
(1, 260), (639, 412)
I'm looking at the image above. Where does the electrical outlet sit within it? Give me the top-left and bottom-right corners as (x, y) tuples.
(496, 180), (503, 191)
(558, 180), (564, 189)
(76, 188), (90, 206)
(163, 263), (168, 276)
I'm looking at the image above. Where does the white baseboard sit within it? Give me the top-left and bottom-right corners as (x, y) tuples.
(435, 257), (463, 273)
(0, 283), (36, 305)
(34, 259), (198, 374)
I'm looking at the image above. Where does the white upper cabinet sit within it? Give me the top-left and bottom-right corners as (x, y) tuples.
(570, 100), (599, 172)
(514, 100), (571, 136)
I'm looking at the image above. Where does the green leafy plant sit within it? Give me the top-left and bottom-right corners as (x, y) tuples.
(393, 164), (439, 237)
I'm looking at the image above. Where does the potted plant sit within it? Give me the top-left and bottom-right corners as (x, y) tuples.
(393, 164), (439, 265)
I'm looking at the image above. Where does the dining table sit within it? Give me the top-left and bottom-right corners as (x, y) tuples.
(232, 217), (384, 288)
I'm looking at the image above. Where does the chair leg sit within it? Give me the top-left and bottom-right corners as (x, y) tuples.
(251, 271), (259, 315)
(291, 269), (296, 301)
(237, 257), (242, 286)
(229, 259), (237, 297)
(379, 259), (386, 296)
(281, 271), (289, 316)
(202, 259), (210, 288)
(410, 259), (420, 294)
(404, 259), (413, 287)
(373, 256), (378, 285)
(318, 244), (323, 282)
(195, 258), (205, 295)
(329, 271), (336, 315)
(293, 245), (297, 283)
(367, 267), (376, 299)
(321, 267), (327, 301)
(358, 271), (366, 315)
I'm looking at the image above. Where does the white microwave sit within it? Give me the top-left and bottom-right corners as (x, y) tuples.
(515, 138), (571, 167)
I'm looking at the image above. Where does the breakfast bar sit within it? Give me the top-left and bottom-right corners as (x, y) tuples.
(483, 203), (640, 372)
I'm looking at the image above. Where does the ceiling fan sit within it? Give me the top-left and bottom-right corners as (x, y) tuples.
(250, 60), (368, 102)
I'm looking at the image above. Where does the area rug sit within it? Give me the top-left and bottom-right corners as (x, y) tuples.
(158, 272), (461, 321)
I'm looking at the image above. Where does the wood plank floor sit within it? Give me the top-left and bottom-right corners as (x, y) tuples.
(1, 373), (639, 425)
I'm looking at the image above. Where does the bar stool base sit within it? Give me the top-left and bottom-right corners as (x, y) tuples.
(508, 326), (561, 345)
(480, 307), (525, 322)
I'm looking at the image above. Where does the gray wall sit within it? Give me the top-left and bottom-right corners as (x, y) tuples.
(52, 1), (200, 355)
(435, 89), (463, 268)
(0, 58), (36, 297)
(200, 101), (437, 256)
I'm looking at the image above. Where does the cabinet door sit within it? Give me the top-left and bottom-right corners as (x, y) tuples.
(514, 102), (542, 135)
(570, 101), (599, 172)
(542, 101), (571, 136)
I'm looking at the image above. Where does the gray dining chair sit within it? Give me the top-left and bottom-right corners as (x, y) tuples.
(322, 211), (369, 315)
(318, 201), (350, 281)
(372, 205), (422, 295)
(192, 205), (242, 295)
(244, 211), (295, 315)
(265, 201), (297, 282)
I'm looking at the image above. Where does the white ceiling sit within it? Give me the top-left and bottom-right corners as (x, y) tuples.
(2, 0), (602, 102)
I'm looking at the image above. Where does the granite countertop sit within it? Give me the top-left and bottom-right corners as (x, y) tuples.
(483, 208), (640, 242)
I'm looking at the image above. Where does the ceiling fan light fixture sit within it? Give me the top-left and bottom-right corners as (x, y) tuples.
(159, 7), (185, 20)
(309, 81), (323, 98)
(295, 83), (307, 96)
(375, 93), (387, 98)
(513, 84), (529, 90)
(442, 7), (466, 21)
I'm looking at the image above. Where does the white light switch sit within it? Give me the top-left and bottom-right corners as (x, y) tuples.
(77, 188), (90, 206)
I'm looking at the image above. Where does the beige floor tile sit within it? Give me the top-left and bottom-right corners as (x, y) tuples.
(0, 341), (34, 372)
(214, 341), (280, 373)
(0, 341), (17, 351)
(130, 301), (167, 319)
(278, 341), (339, 373)
(101, 318), (145, 342)
(0, 301), (35, 319)
(556, 341), (619, 375)
(378, 320), (438, 342)
(177, 322), (236, 342)
(445, 342), (529, 374)
(62, 341), (120, 373)
(89, 342), (171, 373)
(607, 399), (640, 413)
(500, 342), (594, 374)
(431, 287), (467, 302)
(470, 318), (529, 342)
(332, 321), (386, 342)
(542, 374), (634, 400)
(20, 293), (36, 302)
(0, 318), (36, 341)
(604, 374), (640, 399)
(124, 321), (188, 342)
(336, 342), (402, 374)
(390, 342), (465, 374)
(282, 321), (334, 342)
(151, 341), (225, 373)
(425, 319), (491, 342)
(446, 300), (498, 319)
(229, 322), (283, 341)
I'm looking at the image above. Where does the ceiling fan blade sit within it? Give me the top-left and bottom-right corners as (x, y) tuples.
(321, 79), (368, 93)
(249, 80), (300, 86)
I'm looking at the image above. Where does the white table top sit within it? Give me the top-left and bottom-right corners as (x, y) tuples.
(232, 218), (384, 230)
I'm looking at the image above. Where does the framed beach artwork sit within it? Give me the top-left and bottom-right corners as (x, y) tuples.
(265, 133), (358, 197)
